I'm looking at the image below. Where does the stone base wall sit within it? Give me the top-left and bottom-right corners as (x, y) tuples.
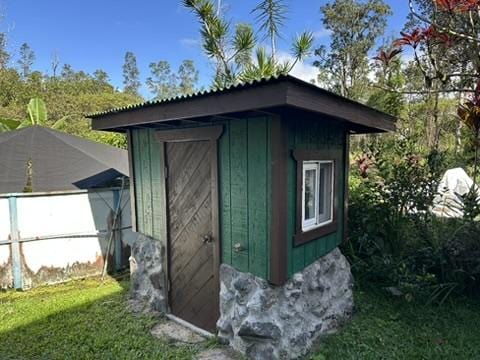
(128, 234), (167, 313)
(217, 247), (354, 359)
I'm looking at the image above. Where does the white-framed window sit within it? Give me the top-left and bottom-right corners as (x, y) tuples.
(301, 160), (334, 232)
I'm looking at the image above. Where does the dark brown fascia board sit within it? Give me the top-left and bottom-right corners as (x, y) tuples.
(91, 76), (396, 133)
(285, 80), (396, 132)
(92, 81), (289, 131)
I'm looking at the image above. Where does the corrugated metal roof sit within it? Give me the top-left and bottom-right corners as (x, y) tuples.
(87, 75), (287, 118)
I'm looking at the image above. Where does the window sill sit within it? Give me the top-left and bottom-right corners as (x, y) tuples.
(293, 221), (337, 247)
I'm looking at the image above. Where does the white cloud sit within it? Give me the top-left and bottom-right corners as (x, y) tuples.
(313, 28), (332, 39)
(277, 51), (318, 84)
(180, 38), (201, 48)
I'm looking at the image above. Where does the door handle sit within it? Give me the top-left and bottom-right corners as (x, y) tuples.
(202, 234), (213, 244)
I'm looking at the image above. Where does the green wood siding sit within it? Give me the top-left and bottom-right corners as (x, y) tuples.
(130, 116), (343, 282)
(286, 118), (346, 277)
(218, 117), (271, 279)
(131, 129), (167, 242)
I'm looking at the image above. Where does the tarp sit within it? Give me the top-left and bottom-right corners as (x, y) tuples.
(432, 167), (479, 218)
(0, 126), (128, 194)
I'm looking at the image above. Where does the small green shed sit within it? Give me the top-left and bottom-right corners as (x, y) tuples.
(89, 75), (395, 335)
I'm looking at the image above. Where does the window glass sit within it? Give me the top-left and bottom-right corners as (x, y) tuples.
(301, 160), (334, 231)
(318, 162), (333, 224)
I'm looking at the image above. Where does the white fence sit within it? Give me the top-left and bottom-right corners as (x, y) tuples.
(0, 188), (136, 289)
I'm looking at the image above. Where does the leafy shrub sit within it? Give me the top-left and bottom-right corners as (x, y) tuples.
(345, 135), (480, 302)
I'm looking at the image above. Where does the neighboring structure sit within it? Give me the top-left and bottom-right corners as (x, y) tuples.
(0, 126), (134, 289)
(0, 125), (128, 193)
(432, 167), (480, 218)
(89, 75), (396, 358)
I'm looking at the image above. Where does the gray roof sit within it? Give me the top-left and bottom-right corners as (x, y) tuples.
(88, 75), (396, 133)
(0, 126), (129, 194)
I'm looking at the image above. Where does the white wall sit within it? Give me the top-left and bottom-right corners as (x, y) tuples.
(0, 188), (135, 289)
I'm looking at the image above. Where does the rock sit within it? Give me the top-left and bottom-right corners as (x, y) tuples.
(238, 320), (281, 340)
(195, 347), (239, 360)
(129, 234), (167, 313)
(150, 321), (205, 344)
(217, 247), (354, 359)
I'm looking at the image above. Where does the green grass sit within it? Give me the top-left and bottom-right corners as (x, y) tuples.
(0, 277), (201, 360)
(1, 278), (480, 359)
(314, 288), (480, 360)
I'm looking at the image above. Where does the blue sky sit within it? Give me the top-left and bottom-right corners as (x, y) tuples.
(1, 0), (410, 98)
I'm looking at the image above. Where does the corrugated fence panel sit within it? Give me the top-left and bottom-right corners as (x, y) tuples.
(0, 189), (134, 289)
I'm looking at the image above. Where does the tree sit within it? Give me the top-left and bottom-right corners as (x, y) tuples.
(93, 69), (110, 84)
(18, 43), (35, 78)
(183, 0), (312, 88)
(146, 60), (178, 100)
(51, 52), (60, 79)
(252, 0), (287, 61)
(122, 51), (141, 96)
(146, 60), (199, 100)
(314, 0), (391, 100)
(0, 98), (66, 132)
(178, 59), (199, 95)
(60, 64), (75, 80)
(0, 33), (9, 69)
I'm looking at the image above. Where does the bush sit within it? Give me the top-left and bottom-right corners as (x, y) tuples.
(345, 135), (480, 302)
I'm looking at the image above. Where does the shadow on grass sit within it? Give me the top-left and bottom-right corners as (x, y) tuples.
(0, 278), (199, 360)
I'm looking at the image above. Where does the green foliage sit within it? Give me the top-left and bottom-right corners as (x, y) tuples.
(252, 0), (287, 59)
(313, 288), (480, 359)
(122, 51), (141, 96)
(346, 133), (480, 302)
(314, 0), (392, 100)
(18, 42), (35, 78)
(184, 0), (313, 88)
(0, 32), (9, 70)
(0, 63), (140, 147)
(146, 59), (199, 100)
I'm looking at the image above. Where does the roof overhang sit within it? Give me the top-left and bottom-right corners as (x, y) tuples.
(89, 76), (396, 134)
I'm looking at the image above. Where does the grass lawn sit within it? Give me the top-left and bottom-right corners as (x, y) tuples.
(316, 288), (480, 360)
(1, 278), (480, 359)
(0, 277), (203, 360)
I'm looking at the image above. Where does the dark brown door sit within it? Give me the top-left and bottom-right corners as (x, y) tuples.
(166, 140), (219, 331)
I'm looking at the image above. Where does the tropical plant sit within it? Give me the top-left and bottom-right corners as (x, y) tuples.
(252, 0), (288, 61)
(183, 0), (313, 88)
(0, 98), (66, 132)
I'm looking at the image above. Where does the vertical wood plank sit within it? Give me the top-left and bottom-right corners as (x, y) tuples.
(126, 130), (138, 232)
(149, 130), (166, 242)
(132, 130), (145, 234)
(229, 119), (249, 272)
(218, 120), (232, 265)
(140, 129), (153, 237)
(286, 120), (296, 277)
(291, 122), (305, 274)
(247, 118), (268, 279)
(266, 118), (272, 280)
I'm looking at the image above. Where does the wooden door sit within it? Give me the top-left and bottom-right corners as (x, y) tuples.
(165, 139), (219, 331)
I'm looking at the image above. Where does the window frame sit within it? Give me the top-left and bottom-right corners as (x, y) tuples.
(293, 149), (340, 246)
(301, 160), (334, 232)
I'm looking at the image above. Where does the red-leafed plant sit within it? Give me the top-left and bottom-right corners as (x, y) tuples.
(373, 0), (480, 177)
